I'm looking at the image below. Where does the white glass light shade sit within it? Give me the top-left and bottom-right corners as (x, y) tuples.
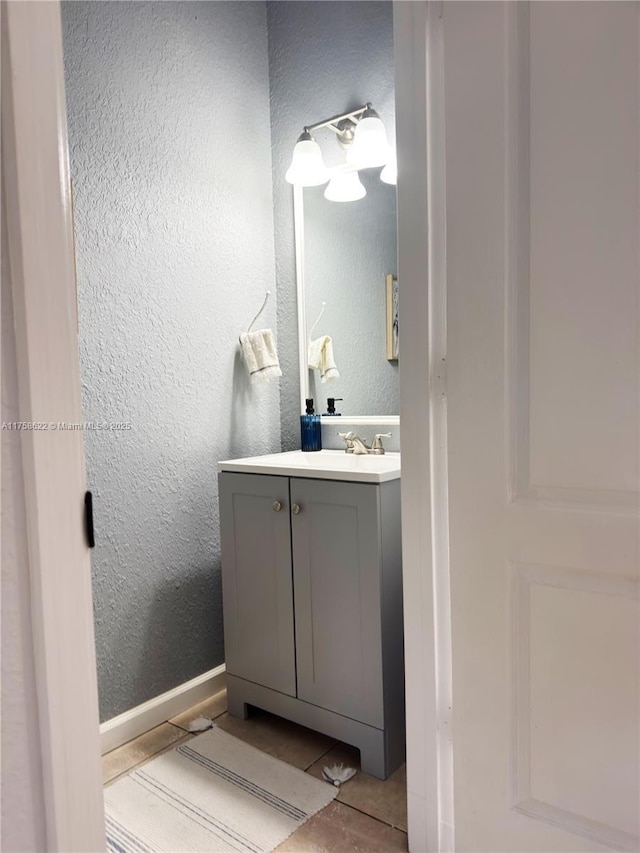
(346, 115), (389, 168)
(285, 136), (330, 186)
(380, 150), (397, 185)
(323, 171), (366, 203)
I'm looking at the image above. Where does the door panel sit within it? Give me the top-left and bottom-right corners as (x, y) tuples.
(526, 3), (638, 498)
(525, 572), (638, 837)
(219, 472), (295, 696)
(290, 478), (384, 728)
(444, 3), (639, 851)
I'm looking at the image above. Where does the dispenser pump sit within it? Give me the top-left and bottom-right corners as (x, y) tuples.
(326, 397), (343, 416)
(305, 398), (315, 415)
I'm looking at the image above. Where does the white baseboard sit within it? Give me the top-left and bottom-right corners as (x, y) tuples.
(99, 664), (226, 755)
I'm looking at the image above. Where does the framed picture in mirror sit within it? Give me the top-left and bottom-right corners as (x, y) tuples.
(386, 274), (398, 361)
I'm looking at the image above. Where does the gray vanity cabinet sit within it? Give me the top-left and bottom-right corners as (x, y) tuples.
(219, 470), (404, 780)
(290, 478), (385, 729)
(218, 473), (296, 697)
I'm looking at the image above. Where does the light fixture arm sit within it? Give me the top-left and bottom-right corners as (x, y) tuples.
(304, 103), (371, 136)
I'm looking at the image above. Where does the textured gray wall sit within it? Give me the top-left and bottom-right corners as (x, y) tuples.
(267, 1), (396, 447)
(62, 1), (281, 721)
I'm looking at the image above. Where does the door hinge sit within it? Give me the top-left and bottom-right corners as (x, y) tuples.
(432, 356), (447, 400)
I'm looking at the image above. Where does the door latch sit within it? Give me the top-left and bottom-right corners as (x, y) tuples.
(84, 491), (95, 548)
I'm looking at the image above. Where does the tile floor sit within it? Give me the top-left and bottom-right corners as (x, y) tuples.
(103, 688), (408, 852)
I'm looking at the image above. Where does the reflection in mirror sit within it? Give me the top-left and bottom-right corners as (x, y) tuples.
(302, 169), (398, 418)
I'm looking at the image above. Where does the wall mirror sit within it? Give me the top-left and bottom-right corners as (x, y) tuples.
(294, 170), (399, 426)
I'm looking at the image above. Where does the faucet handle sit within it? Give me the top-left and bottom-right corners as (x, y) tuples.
(338, 431), (369, 454)
(338, 430), (355, 451)
(370, 433), (392, 455)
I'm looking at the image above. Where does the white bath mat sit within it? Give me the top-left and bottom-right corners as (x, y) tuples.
(104, 726), (338, 852)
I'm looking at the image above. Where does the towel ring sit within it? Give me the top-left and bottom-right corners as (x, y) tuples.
(246, 291), (271, 334)
(308, 301), (327, 341)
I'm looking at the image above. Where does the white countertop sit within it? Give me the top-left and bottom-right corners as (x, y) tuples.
(218, 449), (401, 484)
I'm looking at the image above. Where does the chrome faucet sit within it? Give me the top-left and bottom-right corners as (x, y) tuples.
(338, 431), (392, 455)
(338, 431), (370, 455)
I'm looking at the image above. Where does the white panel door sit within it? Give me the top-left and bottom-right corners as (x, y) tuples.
(443, 3), (639, 851)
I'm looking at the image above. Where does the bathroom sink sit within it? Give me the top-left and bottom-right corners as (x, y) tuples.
(218, 449), (401, 483)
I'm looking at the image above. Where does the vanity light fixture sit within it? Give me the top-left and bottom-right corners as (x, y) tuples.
(324, 170), (366, 202)
(346, 104), (389, 168)
(285, 102), (391, 189)
(380, 150), (397, 186)
(285, 130), (330, 187)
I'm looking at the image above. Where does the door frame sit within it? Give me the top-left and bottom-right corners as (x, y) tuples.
(4, 1), (446, 851)
(394, 2), (454, 850)
(2, 1), (105, 849)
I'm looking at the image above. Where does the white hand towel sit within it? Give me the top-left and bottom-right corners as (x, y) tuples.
(239, 329), (282, 383)
(308, 336), (340, 383)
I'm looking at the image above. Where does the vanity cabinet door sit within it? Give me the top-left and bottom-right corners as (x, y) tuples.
(290, 477), (384, 728)
(219, 472), (296, 697)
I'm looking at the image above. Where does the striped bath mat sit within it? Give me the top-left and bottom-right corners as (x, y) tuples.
(104, 726), (338, 852)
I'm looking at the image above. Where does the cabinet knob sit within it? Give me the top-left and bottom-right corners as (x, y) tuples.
(292, 503), (301, 515)
(272, 501), (283, 512)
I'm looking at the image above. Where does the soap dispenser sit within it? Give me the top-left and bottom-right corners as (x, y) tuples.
(300, 398), (322, 452)
(325, 397), (343, 416)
